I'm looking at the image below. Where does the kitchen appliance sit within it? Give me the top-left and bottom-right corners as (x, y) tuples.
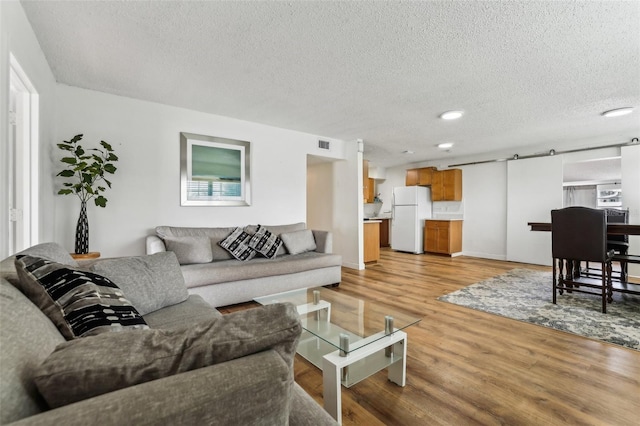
(596, 183), (622, 208)
(391, 186), (432, 254)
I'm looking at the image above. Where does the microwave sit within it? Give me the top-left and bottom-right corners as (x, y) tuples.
(596, 184), (622, 208)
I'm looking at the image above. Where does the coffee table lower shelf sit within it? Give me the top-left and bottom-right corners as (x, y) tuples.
(297, 328), (407, 424)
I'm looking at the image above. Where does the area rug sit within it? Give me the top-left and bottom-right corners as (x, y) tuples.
(438, 269), (640, 350)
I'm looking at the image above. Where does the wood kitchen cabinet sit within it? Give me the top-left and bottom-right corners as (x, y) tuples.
(424, 220), (462, 255)
(366, 178), (375, 202)
(363, 221), (380, 263)
(406, 167), (437, 186)
(363, 160), (375, 202)
(379, 218), (390, 247)
(431, 169), (462, 201)
(405, 168), (419, 186)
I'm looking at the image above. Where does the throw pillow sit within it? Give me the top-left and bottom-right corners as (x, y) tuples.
(248, 225), (283, 259)
(90, 252), (189, 316)
(33, 303), (301, 408)
(14, 255), (149, 340)
(156, 226), (235, 261)
(218, 227), (257, 261)
(280, 229), (317, 255)
(245, 222), (306, 256)
(163, 236), (213, 264)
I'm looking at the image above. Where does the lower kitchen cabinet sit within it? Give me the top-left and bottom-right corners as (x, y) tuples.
(424, 220), (462, 255)
(364, 221), (381, 263)
(379, 219), (390, 247)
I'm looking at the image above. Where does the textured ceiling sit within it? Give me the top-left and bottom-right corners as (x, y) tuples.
(21, 1), (640, 168)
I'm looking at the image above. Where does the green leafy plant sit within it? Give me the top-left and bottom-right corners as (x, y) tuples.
(57, 134), (118, 207)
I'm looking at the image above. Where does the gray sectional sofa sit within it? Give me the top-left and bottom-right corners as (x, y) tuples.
(146, 222), (342, 307)
(0, 242), (337, 425)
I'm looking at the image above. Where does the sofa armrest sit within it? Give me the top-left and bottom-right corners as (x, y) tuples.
(146, 235), (166, 254)
(12, 351), (292, 426)
(312, 230), (332, 253)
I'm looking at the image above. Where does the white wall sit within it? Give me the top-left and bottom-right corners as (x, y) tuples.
(375, 168), (403, 214)
(0, 1), (57, 258)
(331, 144), (362, 269)
(460, 161), (508, 260)
(54, 85), (350, 258)
(308, 158), (364, 268)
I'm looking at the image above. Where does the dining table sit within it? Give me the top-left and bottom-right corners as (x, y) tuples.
(527, 222), (640, 235)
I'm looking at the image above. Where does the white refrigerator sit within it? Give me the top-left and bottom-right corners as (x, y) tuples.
(391, 186), (432, 254)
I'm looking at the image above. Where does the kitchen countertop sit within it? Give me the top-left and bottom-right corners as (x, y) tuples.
(363, 219), (382, 223)
(364, 216), (391, 221)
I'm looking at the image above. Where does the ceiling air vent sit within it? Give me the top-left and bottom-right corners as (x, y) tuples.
(318, 140), (331, 150)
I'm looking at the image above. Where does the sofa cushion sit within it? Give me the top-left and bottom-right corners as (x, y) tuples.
(14, 255), (149, 340)
(281, 229), (317, 255)
(248, 225), (283, 259)
(33, 303), (301, 409)
(156, 226), (236, 260)
(143, 294), (222, 330)
(163, 236), (213, 264)
(219, 227), (257, 261)
(91, 252), (189, 315)
(181, 252), (342, 288)
(16, 242), (79, 267)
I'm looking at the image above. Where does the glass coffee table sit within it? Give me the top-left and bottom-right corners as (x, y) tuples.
(255, 287), (421, 424)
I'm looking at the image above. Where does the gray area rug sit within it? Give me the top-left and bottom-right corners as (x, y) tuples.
(438, 269), (640, 351)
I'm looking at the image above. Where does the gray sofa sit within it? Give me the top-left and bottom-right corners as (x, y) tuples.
(0, 243), (336, 425)
(146, 223), (342, 307)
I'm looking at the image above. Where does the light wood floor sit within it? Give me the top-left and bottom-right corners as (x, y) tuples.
(222, 249), (640, 425)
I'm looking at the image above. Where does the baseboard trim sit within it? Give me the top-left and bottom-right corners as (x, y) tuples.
(462, 251), (507, 261)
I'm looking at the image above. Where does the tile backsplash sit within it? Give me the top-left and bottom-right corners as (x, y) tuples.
(432, 201), (464, 219)
(363, 203), (383, 218)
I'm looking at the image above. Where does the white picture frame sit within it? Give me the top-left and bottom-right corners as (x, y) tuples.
(180, 132), (251, 206)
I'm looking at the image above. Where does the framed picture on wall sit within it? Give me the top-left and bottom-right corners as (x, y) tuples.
(180, 132), (251, 206)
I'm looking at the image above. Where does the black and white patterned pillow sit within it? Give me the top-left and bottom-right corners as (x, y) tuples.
(218, 227), (257, 261)
(14, 255), (149, 340)
(248, 225), (283, 259)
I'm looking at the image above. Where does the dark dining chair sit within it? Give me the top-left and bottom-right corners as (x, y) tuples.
(551, 207), (614, 313)
(605, 208), (629, 281)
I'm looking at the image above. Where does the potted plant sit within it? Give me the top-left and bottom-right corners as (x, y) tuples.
(56, 134), (118, 254)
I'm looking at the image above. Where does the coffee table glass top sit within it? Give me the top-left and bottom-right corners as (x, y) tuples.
(254, 287), (421, 355)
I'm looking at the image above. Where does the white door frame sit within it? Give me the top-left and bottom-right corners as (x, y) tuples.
(7, 53), (39, 254)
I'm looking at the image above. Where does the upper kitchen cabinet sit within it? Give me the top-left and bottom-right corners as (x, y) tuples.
(406, 167), (436, 186)
(363, 160), (375, 202)
(405, 168), (419, 186)
(432, 169), (462, 201)
(418, 167), (436, 185)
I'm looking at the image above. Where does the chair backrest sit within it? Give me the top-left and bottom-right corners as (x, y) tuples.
(551, 207), (608, 262)
(605, 208), (629, 243)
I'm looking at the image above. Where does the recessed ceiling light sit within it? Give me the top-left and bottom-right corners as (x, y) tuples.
(602, 107), (634, 117)
(439, 110), (464, 120)
(437, 142), (454, 149)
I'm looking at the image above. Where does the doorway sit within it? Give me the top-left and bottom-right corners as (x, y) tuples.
(5, 54), (39, 256)
(306, 155), (336, 232)
(562, 157), (622, 208)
